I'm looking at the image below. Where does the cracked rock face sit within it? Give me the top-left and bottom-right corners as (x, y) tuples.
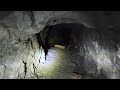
(0, 11), (95, 79)
(0, 11), (120, 79)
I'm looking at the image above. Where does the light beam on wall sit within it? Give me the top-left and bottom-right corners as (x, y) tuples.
(36, 48), (63, 78)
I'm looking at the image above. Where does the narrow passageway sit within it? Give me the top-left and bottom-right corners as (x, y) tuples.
(35, 23), (84, 79)
(38, 47), (81, 79)
(1, 11), (120, 79)
(35, 22), (118, 79)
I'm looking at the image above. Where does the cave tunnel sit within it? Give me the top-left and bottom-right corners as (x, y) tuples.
(35, 22), (117, 79)
(35, 23), (89, 79)
(1, 11), (120, 79)
(36, 23), (83, 53)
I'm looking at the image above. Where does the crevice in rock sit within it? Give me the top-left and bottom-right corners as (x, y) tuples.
(33, 63), (39, 79)
(1, 64), (6, 79)
(23, 61), (27, 79)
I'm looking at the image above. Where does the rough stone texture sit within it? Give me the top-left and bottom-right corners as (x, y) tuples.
(0, 11), (93, 79)
(0, 11), (95, 56)
(0, 11), (120, 79)
(71, 27), (120, 79)
(0, 35), (41, 79)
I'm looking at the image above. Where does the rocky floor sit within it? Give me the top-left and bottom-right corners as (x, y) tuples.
(37, 47), (81, 79)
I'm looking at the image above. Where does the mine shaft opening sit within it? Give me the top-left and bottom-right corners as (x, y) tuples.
(36, 23), (85, 58)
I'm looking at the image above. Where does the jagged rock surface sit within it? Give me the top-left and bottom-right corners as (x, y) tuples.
(0, 11), (120, 79)
(0, 11), (95, 79)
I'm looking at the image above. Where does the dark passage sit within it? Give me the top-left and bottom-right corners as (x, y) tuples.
(36, 23), (84, 59)
(40, 23), (85, 50)
(35, 22), (119, 79)
(36, 23), (91, 61)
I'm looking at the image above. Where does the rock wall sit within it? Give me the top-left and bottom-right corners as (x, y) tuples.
(71, 26), (120, 79)
(0, 11), (120, 79)
(0, 11), (93, 79)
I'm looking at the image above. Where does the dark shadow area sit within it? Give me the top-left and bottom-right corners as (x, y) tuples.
(35, 23), (117, 79)
(41, 23), (85, 49)
(35, 23), (84, 62)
